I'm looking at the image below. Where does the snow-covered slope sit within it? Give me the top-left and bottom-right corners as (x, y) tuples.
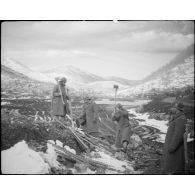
(119, 45), (194, 96)
(86, 81), (129, 95)
(1, 58), (54, 83)
(1, 141), (50, 174)
(1, 59), (55, 98)
(1, 58), (130, 95)
(44, 65), (105, 84)
(41, 66), (133, 95)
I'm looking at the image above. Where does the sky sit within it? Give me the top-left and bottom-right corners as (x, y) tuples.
(1, 21), (194, 80)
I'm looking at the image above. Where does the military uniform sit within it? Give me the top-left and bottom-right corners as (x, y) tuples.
(79, 101), (100, 137)
(112, 108), (133, 148)
(51, 84), (70, 117)
(161, 112), (187, 174)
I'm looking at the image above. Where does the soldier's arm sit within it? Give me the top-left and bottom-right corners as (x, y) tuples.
(168, 118), (186, 153)
(53, 85), (61, 97)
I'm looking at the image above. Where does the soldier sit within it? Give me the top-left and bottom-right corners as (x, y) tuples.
(161, 102), (187, 174)
(112, 103), (133, 152)
(78, 96), (100, 137)
(51, 77), (70, 119)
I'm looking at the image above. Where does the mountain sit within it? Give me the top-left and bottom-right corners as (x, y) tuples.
(119, 44), (194, 96)
(1, 59), (129, 96)
(142, 44), (194, 83)
(1, 58), (54, 84)
(43, 65), (105, 83)
(42, 65), (130, 94)
(1, 63), (54, 98)
(106, 76), (140, 86)
(2, 44), (194, 97)
(85, 81), (129, 96)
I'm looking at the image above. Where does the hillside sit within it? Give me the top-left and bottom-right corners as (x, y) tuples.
(43, 65), (105, 83)
(2, 44), (194, 97)
(143, 44), (194, 83)
(106, 76), (140, 86)
(1, 58), (54, 83)
(1, 58), (134, 96)
(119, 45), (194, 96)
(85, 81), (129, 96)
(1, 64), (54, 99)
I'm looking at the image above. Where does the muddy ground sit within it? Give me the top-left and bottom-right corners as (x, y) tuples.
(0, 98), (179, 174)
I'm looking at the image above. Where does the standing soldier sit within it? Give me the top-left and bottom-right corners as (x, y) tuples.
(78, 96), (100, 137)
(161, 102), (187, 174)
(112, 103), (133, 152)
(51, 77), (70, 120)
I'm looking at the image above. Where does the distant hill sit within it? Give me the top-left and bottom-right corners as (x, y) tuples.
(1, 58), (129, 97)
(119, 44), (194, 96)
(106, 76), (140, 86)
(43, 65), (105, 84)
(85, 81), (129, 96)
(142, 44), (194, 82)
(1, 64), (54, 99)
(2, 44), (194, 97)
(1, 58), (54, 83)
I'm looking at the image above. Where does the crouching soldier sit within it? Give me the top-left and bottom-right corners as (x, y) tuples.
(51, 77), (70, 120)
(112, 103), (133, 152)
(77, 96), (100, 138)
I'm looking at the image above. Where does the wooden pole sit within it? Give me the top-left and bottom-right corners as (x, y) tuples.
(53, 116), (89, 152)
(113, 85), (119, 112)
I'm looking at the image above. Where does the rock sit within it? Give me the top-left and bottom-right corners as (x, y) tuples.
(74, 163), (88, 173)
(115, 151), (126, 160)
(128, 134), (142, 149)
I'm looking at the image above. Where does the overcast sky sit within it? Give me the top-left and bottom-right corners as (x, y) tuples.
(1, 21), (194, 80)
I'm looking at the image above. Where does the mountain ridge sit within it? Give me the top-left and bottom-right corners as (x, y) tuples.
(141, 44), (194, 83)
(1, 44), (194, 97)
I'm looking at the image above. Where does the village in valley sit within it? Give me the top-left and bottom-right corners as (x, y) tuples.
(1, 21), (194, 175)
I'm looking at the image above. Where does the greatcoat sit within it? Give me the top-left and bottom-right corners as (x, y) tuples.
(80, 102), (99, 135)
(112, 108), (133, 148)
(161, 112), (187, 174)
(51, 84), (70, 116)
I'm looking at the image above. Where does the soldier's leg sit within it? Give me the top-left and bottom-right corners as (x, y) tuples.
(115, 129), (122, 149)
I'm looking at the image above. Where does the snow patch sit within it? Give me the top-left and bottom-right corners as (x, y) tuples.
(128, 109), (168, 142)
(1, 101), (10, 105)
(40, 143), (60, 168)
(64, 145), (76, 155)
(48, 140), (76, 154)
(91, 151), (135, 172)
(56, 140), (63, 147)
(1, 141), (49, 174)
